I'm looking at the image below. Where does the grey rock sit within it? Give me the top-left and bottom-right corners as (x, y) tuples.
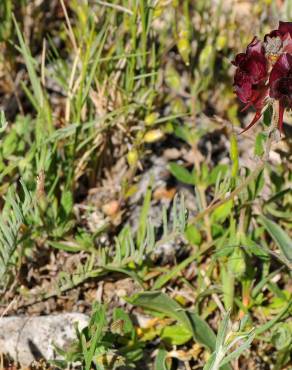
(0, 313), (89, 366)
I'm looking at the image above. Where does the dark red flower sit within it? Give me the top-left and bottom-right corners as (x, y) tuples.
(269, 53), (292, 131)
(278, 21), (292, 36)
(266, 21), (292, 39)
(265, 22), (292, 54)
(233, 24), (292, 134)
(232, 37), (269, 132)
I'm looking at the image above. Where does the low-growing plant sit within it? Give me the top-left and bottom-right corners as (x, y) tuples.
(53, 303), (144, 370)
(0, 2), (291, 370)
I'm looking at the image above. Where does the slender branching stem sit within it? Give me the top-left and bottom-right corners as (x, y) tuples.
(155, 102), (279, 256)
(188, 101), (279, 226)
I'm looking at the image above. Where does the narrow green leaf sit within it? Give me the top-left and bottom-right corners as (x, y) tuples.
(154, 348), (168, 370)
(168, 162), (195, 185)
(152, 254), (196, 290)
(230, 134), (239, 178)
(259, 215), (292, 262)
(0, 110), (8, 133)
(48, 241), (84, 253)
(85, 305), (106, 370)
(252, 268), (283, 299)
(221, 264), (235, 310)
(61, 190), (74, 216)
(82, 25), (108, 106)
(203, 353), (216, 370)
(137, 182), (152, 247)
(211, 200), (233, 223)
(13, 15), (43, 107)
(127, 291), (193, 333)
(255, 300), (292, 336)
(103, 266), (144, 288)
(208, 164), (229, 186)
(160, 324), (192, 345)
(187, 311), (217, 351)
(221, 332), (255, 366)
(184, 224), (202, 246)
(215, 309), (231, 352)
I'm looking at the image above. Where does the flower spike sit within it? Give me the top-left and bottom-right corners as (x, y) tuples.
(233, 22), (292, 134)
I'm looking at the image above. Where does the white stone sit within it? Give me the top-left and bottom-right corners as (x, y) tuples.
(0, 313), (89, 366)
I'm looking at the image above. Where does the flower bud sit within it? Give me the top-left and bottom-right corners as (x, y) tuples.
(177, 30), (190, 65)
(144, 129), (164, 143)
(127, 149), (138, 167)
(145, 112), (159, 126)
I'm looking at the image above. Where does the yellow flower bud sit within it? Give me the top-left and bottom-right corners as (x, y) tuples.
(145, 112), (159, 126)
(144, 129), (164, 143)
(127, 149), (138, 167)
(216, 34), (227, 50)
(177, 35), (190, 65)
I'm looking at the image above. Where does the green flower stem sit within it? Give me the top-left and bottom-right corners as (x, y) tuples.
(189, 101), (280, 227)
(155, 103), (279, 260)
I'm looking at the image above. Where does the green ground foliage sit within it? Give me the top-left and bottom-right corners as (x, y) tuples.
(0, 0), (291, 369)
